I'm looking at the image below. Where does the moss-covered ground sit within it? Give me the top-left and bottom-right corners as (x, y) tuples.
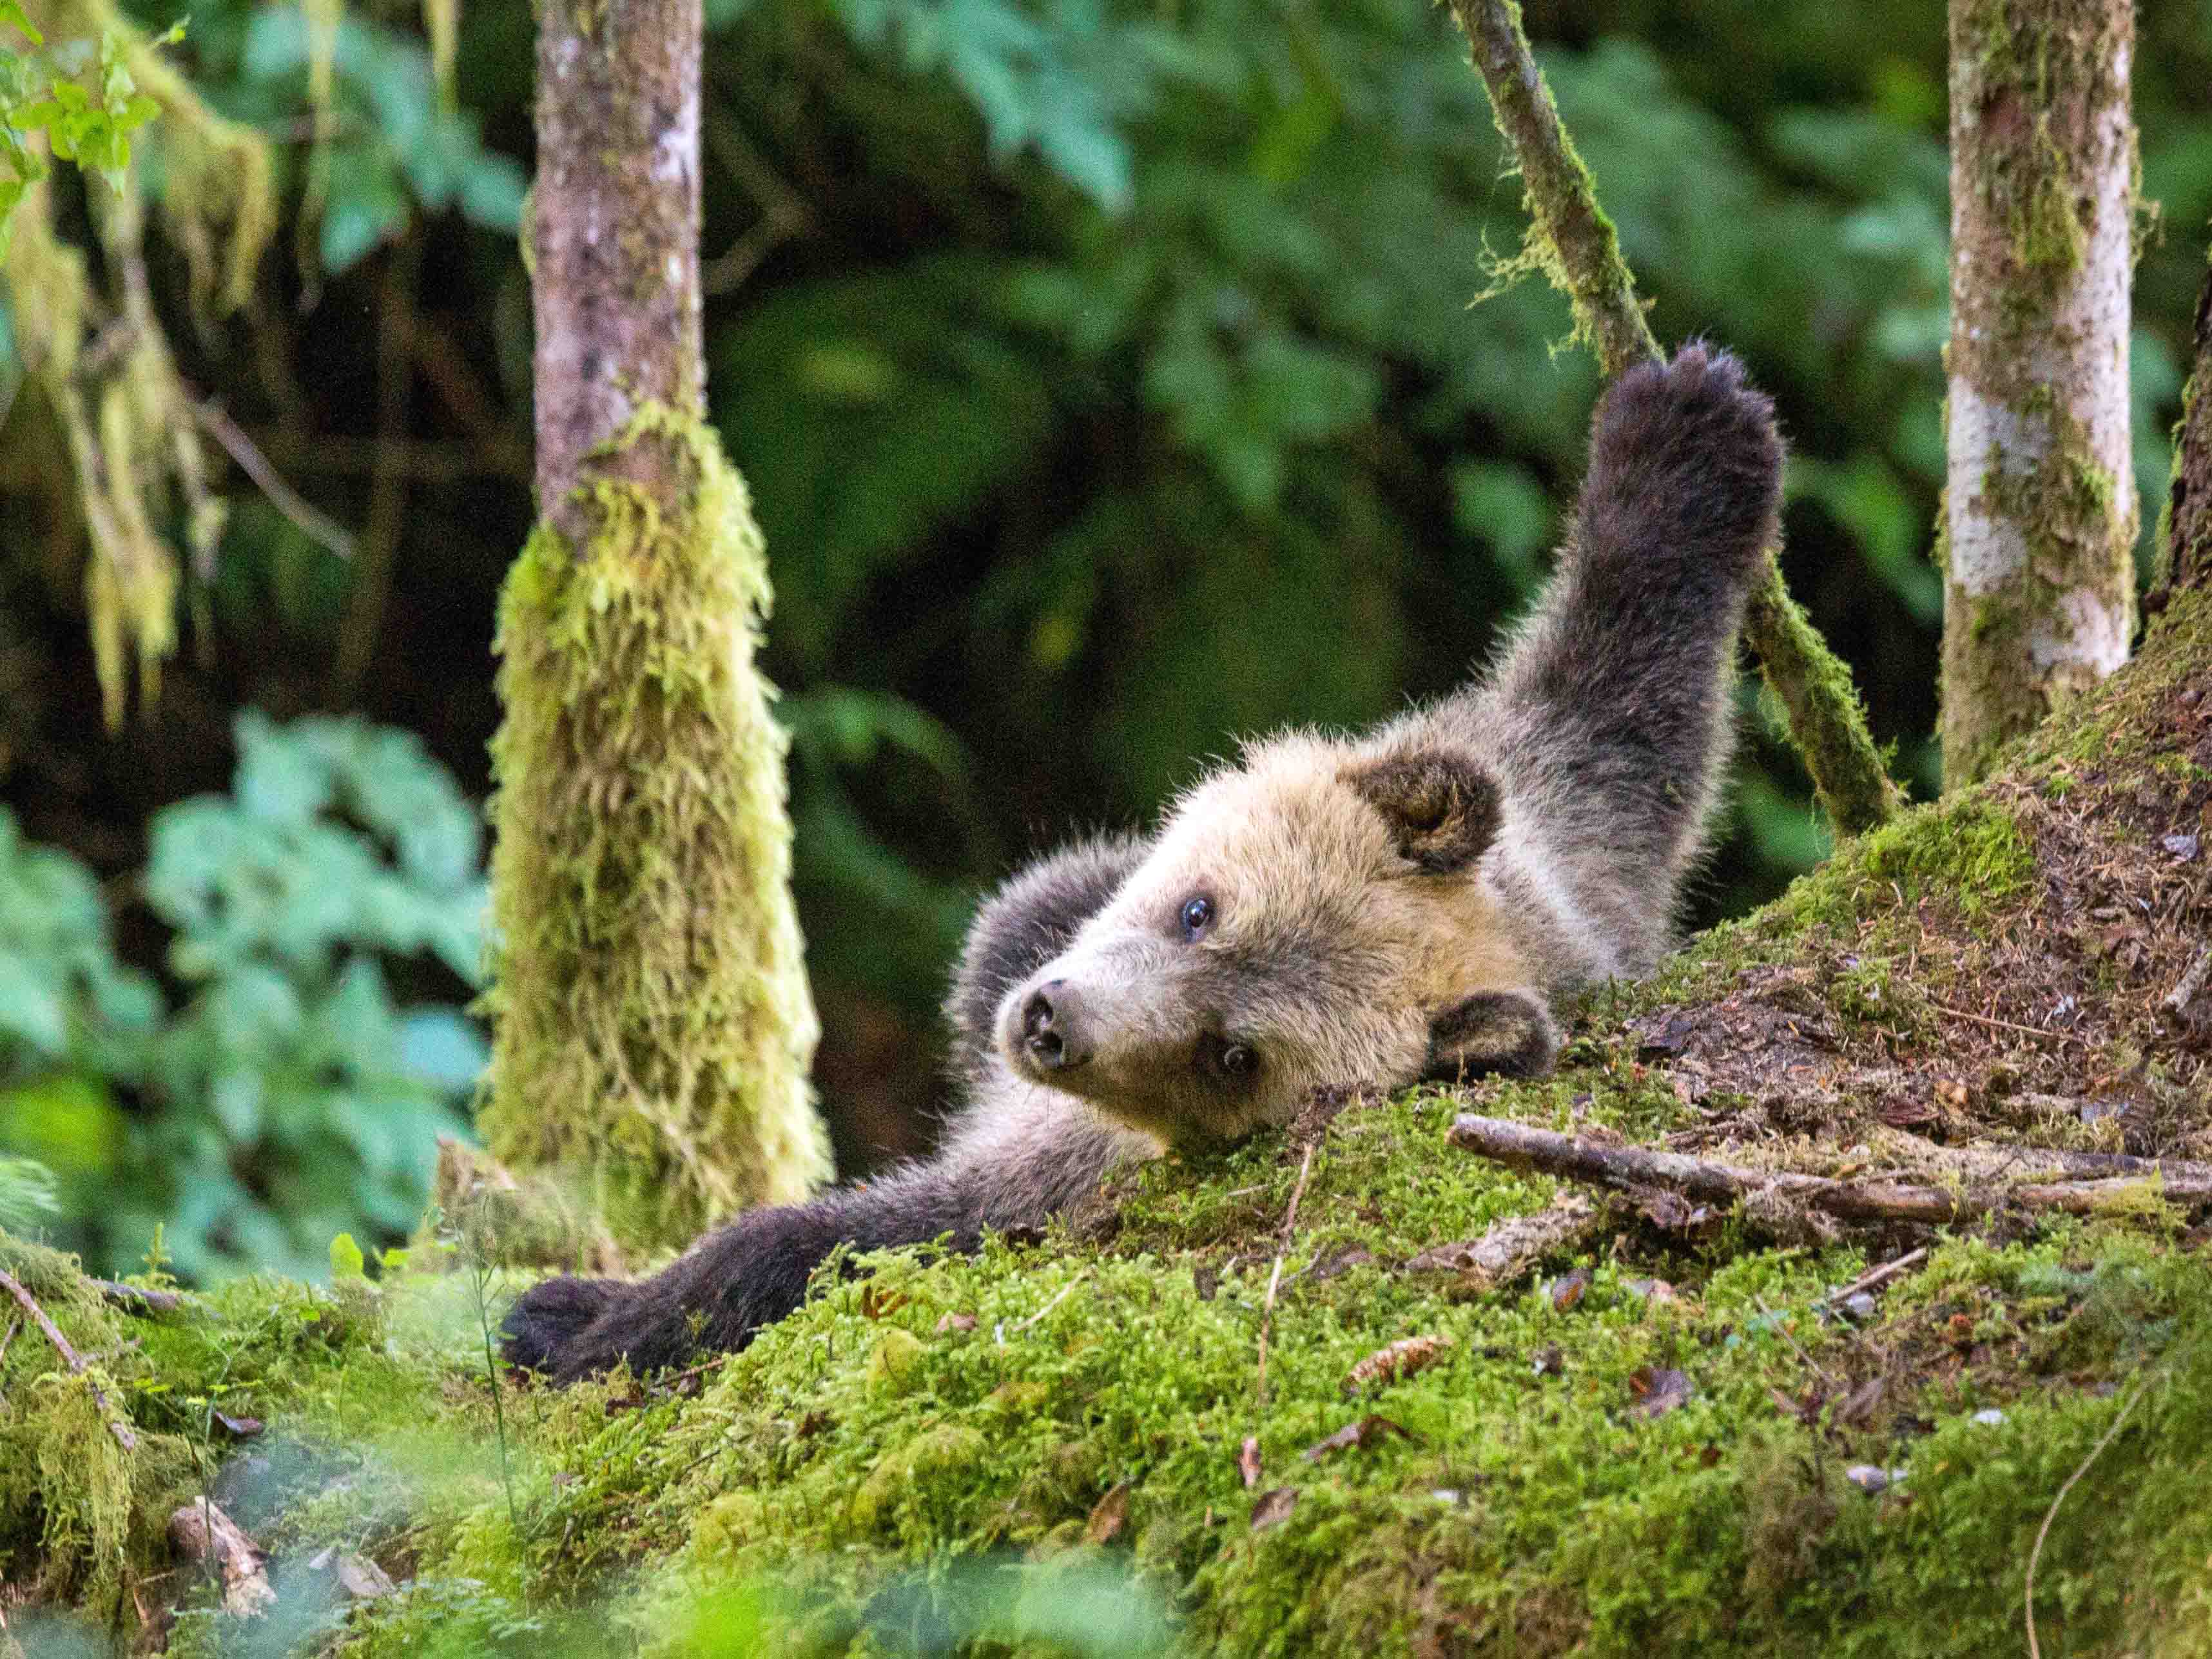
(8, 594), (2212, 1658)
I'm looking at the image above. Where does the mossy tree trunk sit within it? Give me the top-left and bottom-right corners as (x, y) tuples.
(2159, 262), (2212, 598)
(478, 0), (830, 1246)
(1940, 0), (2138, 788)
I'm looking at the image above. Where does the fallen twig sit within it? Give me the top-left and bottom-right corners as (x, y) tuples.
(1446, 1114), (2212, 1225)
(1925, 999), (2067, 1044)
(1867, 1133), (2212, 1185)
(0, 1267), (138, 1451)
(1403, 1191), (1602, 1288)
(1819, 1247), (1928, 1311)
(2162, 944), (2211, 1031)
(1004, 1271), (1087, 1338)
(1254, 1141), (1317, 1413)
(1445, 0), (1897, 833)
(2025, 1377), (2148, 1659)
(92, 1278), (188, 1315)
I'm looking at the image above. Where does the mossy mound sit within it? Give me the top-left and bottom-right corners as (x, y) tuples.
(9, 596), (2212, 1656)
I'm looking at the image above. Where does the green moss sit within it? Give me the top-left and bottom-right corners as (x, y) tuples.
(10, 1082), (2212, 1655)
(1740, 559), (1903, 833)
(1673, 790), (2037, 967)
(481, 403), (831, 1248)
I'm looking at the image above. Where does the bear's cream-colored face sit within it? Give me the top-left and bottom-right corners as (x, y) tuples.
(995, 735), (1548, 1144)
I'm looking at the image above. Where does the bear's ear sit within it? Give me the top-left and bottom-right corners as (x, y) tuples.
(1422, 988), (1559, 1083)
(1341, 748), (1502, 873)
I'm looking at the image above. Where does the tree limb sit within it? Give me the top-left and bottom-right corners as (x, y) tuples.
(1446, 0), (1900, 834)
(1446, 1113), (2212, 1225)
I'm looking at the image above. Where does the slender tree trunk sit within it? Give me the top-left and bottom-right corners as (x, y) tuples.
(2157, 263), (2212, 599)
(1939, 0), (2137, 788)
(479, 0), (830, 1244)
(529, 0), (703, 541)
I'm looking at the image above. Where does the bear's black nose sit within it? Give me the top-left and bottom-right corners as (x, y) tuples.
(1022, 981), (1091, 1071)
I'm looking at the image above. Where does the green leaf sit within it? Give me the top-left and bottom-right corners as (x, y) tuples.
(0, 0), (41, 44)
(0, 954), (68, 1053)
(328, 1232), (366, 1280)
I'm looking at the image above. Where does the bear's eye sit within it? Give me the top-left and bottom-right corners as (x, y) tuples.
(1178, 895), (1215, 940)
(1197, 1033), (1259, 1082)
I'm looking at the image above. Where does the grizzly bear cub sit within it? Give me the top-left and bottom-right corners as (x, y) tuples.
(505, 344), (1785, 1383)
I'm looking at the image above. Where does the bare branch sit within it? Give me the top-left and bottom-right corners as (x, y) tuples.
(1446, 1113), (2212, 1224)
(0, 1267), (138, 1451)
(192, 400), (356, 561)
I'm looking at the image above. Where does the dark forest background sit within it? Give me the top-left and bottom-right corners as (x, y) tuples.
(4, 0), (2209, 1281)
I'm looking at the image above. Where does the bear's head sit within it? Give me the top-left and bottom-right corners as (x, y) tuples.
(996, 733), (1557, 1143)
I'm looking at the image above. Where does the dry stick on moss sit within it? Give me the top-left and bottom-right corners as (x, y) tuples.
(1007, 1271), (1088, 1337)
(2024, 1375), (2148, 1659)
(1447, 0), (1899, 835)
(1925, 999), (2069, 1045)
(0, 1268), (138, 1451)
(1445, 1114), (2212, 1225)
(2162, 944), (2211, 1029)
(1818, 1246), (1928, 1311)
(1254, 1141), (1317, 1414)
(90, 1279), (188, 1315)
(1899, 1141), (2212, 1184)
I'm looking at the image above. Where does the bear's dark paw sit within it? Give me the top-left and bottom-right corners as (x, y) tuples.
(501, 1274), (623, 1374)
(1422, 988), (1560, 1083)
(1588, 343), (1783, 548)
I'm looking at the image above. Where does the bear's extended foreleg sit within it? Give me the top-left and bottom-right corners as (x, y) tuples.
(504, 1091), (1147, 1381)
(1468, 344), (1784, 973)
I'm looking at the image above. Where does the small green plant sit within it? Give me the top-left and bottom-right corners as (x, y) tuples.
(0, 6), (181, 257)
(0, 712), (490, 1281)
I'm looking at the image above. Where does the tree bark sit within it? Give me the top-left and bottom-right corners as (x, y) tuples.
(481, 0), (830, 1245)
(2157, 260), (2212, 599)
(530, 0), (704, 543)
(1940, 0), (2137, 788)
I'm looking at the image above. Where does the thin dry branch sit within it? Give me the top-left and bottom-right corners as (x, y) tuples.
(1446, 0), (1899, 834)
(90, 1278), (188, 1315)
(1404, 1190), (1602, 1287)
(1254, 1141), (1317, 1413)
(191, 400), (356, 561)
(2025, 1377), (2147, 1659)
(2162, 944), (2211, 1031)
(1446, 1114), (2212, 1225)
(1818, 1247), (1928, 1310)
(0, 1267), (138, 1451)
(170, 1498), (276, 1616)
(1882, 1138), (2212, 1185)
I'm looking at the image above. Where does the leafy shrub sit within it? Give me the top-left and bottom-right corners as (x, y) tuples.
(0, 713), (489, 1281)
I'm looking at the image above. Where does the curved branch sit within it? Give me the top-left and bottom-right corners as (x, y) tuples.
(1448, 0), (1901, 833)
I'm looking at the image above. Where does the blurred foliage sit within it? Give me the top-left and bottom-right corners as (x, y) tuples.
(3, 0), (2211, 1236)
(0, 714), (487, 1281)
(0, 10), (178, 257)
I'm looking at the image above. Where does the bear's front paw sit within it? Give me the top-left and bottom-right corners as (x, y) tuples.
(1422, 988), (1560, 1083)
(1590, 342), (1782, 528)
(503, 1274), (625, 1373)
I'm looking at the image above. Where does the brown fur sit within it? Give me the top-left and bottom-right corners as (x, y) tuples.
(505, 344), (1784, 1381)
